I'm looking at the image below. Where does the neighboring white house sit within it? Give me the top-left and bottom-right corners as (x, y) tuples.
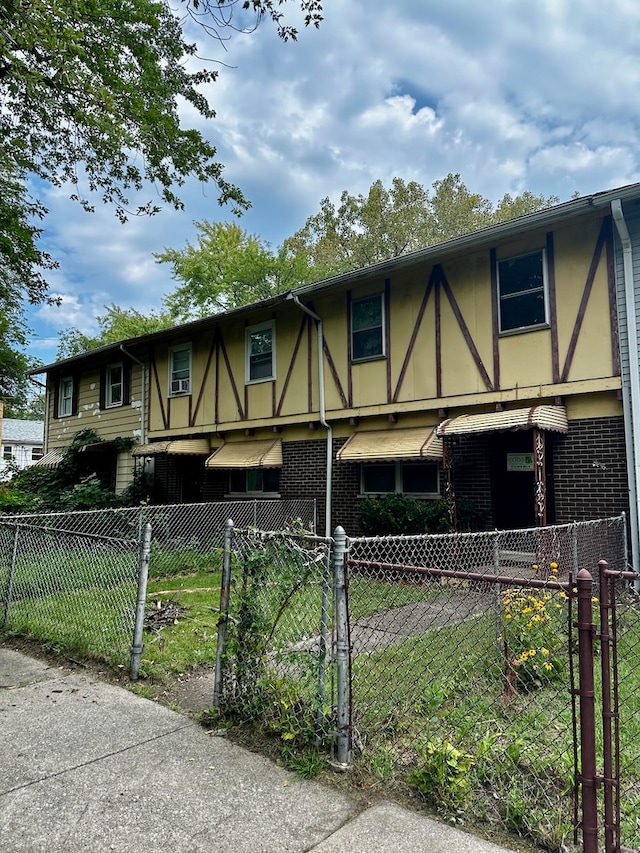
(0, 418), (45, 478)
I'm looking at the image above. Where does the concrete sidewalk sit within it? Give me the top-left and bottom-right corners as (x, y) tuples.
(0, 647), (517, 852)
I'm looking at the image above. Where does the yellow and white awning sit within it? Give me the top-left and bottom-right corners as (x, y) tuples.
(436, 405), (568, 436)
(32, 448), (65, 469)
(132, 439), (211, 456)
(337, 427), (443, 462)
(205, 439), (283, 469)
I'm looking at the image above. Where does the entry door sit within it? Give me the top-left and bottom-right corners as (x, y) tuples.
(491, 431), (536, 529)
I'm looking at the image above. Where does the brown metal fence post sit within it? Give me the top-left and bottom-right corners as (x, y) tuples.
(213, 519), (234, 707)
(576, 567), (599, 853)
(598, 559), (619, 853)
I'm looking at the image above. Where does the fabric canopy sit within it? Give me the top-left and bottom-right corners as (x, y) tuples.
(436, 405), (568, 437)
(336, 427), (443, 462)
(132, 439), (211, 457)
(33, 448), (65, 469)
(205, 439), (283, 469)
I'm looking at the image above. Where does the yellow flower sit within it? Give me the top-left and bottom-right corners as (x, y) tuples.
(550, 562), (558, 569)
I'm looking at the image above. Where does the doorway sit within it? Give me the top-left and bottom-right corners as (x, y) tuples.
(491, 431), (537, 529)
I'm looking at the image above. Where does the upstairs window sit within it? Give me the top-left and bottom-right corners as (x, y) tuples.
(169, 345), (191, 396)
(106, 362), (123, 408)
(361, 461), (439, 497)
(3, 445), (13, 461)
(352, 293), (384, 360)
(246, 322), (275, 383)
(58, 376), (74, 417)
(497, 250), (548, 333)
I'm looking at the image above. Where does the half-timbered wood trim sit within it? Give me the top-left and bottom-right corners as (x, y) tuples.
(489, 248), (501, 389)
(150, 356), (169, 430)
(276, 313), (307, 416)
(546, 232), (560, 384)
(385, 278), (392, 403)
(190, 336), (216, 428)
(560, 217), (608, 383)
(214, 330), (220, 425)
(323, 337), (348, 408)
(392, 267), (437, 403)
(439, 266), (494, 391)
(346, 290), (353, 408)
(604, 216), (620, 376)
(218, 332), (246, 421)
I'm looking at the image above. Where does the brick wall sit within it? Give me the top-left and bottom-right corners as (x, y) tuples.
(450, 435), (494, 529)
(552, 416), (629, 523)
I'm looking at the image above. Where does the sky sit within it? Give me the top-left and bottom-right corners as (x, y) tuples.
(26, 0), (640, 368)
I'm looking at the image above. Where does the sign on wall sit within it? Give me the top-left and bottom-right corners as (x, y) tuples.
(507, 452), (534, 472)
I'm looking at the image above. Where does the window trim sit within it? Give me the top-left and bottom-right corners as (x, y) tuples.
(245, 321), (276, 384)
(105, 361), (124, 408)
(58, 376), (74, 418)
(351, 292), (386, 362)
(3, 445), (13, 461)
(497, 248), (549, 335)
(225, 467), (281, 497)
(360, 461), (440, 497)
(168, 344), (192, 397)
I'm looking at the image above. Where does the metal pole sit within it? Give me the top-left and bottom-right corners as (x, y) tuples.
(333, 525), (351, 768)
(2, 525), (19, 628)
(315, 548), (330, 743)
(213, 519), (234, 707)
(598, 560), (616, 853)
(130, 523), (152, 680)
(576, 567), (599, 853)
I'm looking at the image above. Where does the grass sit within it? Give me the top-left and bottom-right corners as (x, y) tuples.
(3, 548), (640, 852)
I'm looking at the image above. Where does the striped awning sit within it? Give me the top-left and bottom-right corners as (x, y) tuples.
(32, 448), (65, 469)
(436, 405), (568, 437)
(132, 439), (211, 457)
(205, 439), (283, 469)
(336, 427), (443, 462)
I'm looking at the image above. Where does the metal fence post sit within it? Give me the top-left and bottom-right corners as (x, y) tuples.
(130, 523), (152, 680)
(213, 519), (234, 707)
(598, 559), (618, 853)
(576, 567), (599, 853)
(2, 524), (19, 628)
(333, 525), (351, 768)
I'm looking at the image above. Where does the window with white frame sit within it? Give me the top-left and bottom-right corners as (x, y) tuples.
(31, 447), (43, 461)
(228, 468), (280, 495)
(361, 461), (439, 497)
(105, 362), (123, 407)
(169, 344), (191, 396)
(497, 250), (548, 333)
(245, 321), (275, 383)
(3, 445), (13, 461)
(352, 293), (385, 360)
(58, 376), (74, 417)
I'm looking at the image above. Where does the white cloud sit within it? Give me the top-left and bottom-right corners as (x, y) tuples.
(21, 0), (640, 365)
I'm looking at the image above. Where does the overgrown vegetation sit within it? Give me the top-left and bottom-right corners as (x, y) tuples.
(359, 494), (481, 535)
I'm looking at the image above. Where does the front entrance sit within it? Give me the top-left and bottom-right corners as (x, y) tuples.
(491, 431), (550, 529)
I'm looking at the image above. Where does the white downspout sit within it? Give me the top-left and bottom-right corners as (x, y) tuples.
(288, 295), (333, 538)
(611, 199), (640, 587)
(120, 345), (146, 445)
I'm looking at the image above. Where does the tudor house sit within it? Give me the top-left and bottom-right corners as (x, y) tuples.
(29, 184), (640, 567)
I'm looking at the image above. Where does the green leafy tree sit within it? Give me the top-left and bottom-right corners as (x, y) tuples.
(57, 304), (175, 359)
(1, 0), (322, 388)
(157, 221), (314, 321)
(288, 174), (559, 279)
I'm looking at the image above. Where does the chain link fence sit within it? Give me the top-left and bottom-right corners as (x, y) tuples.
(0, 500), (316, 666)
(213, 524), (335, 751)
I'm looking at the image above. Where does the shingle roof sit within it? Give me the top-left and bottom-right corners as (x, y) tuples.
(1, 419), (44, 445)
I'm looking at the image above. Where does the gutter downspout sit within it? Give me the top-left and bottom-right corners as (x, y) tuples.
(611, 200), (640, 590)
(120, 345), (146, 445)
(29, 376), (49, 453)
(288, 295), (333, 538)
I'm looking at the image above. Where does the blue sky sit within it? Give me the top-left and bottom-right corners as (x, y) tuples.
(26, 0), (640, 367)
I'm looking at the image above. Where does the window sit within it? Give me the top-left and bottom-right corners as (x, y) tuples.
(3, 445), (13, 461)
(352, 293), (385, 361)
(169, 345), (191, 396)
(246, 322), (275, 383)
(106, 362), (123, 407)
(361, 461), (439, 496)
(228, 468), (280, 495)
(31, 447), (43, 462)
(58, 376), (74, 417)
(497, 250), (548, 333)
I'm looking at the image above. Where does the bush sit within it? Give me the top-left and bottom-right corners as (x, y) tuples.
(359, 494), (480, 535)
